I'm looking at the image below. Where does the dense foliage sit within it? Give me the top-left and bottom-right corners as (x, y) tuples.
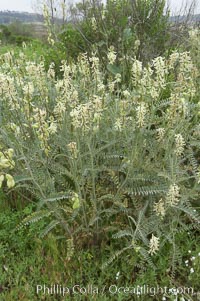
(0, 36), (200, 256)
(0, 1), (200, 300)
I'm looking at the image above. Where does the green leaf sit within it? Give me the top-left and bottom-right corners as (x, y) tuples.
(123, 28), (132, 41)
(107, 64), (121, 75)
(96, 40), (106, 47)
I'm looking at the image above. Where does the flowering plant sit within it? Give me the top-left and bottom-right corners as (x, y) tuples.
(0, 45), (199, 267)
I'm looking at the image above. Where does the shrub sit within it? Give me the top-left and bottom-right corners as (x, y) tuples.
(0, 40), (199, 272)
(64, 0), (170, 63)
(41, 0), (170, 78)
(0, 25), (12, 43)
(58, 24), (85, 60)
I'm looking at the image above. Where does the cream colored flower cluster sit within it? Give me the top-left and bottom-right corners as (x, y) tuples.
(153, 183), (181, 219)
(0, 48), (198, 157)
(131, 51), (197, 109)
(131, 56), (168, 100)
(107, 46), (117, 65)
(0, 148), (15, 188)
(174, 134), (185, 156)
(32, 108), (57, 154)
(148, 234), (160, 255)
(0, 52), (58, 154)
(70, 95), (103, 132)
(113, 49), (198, 136)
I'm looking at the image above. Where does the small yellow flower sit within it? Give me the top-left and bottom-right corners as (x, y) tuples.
(72, 192), (80, 210)
(0, 158), (10, 169)
(6, 174), (15, 188)
(7, 148), (14, 158)
(0, 174), (4, 188)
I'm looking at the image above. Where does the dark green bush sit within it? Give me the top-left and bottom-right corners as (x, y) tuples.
(63, 0), (170, 63)
(58, 24), (85, 60)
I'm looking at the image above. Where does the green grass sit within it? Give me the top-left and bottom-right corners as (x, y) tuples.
(0, 40), (43, 57)
(0, 196), (199, 301)
(0, 39), (66, 76)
